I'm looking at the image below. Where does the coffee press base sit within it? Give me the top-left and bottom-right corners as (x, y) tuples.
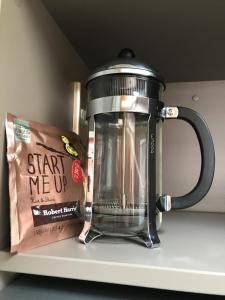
(83, 226), (161, 248)
(138, 230), (161, 248)
(82, 229), (103, 244)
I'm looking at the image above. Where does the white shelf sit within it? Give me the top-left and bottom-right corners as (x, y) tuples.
(0, 212), (225, 295)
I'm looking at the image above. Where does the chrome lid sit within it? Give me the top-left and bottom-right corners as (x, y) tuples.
(87, 48), (165, 88)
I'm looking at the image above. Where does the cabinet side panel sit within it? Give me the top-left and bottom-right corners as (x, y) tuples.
(0, 0), (89, 250)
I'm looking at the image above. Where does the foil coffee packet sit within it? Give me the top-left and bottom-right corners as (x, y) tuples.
(6, 113), (85, 253)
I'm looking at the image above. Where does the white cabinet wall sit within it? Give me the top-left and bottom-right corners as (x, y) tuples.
(0, 0), (89, 289)
(0, 0), (225, 296)
(0, 0), (89, 250)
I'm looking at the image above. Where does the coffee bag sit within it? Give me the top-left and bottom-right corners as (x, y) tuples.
(6, 113), (85, 253)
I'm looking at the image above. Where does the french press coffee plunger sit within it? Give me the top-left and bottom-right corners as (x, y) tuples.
(81, 48), (215, 248)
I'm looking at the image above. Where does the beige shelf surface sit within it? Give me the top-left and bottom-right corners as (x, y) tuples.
(0, 212), (225, 295)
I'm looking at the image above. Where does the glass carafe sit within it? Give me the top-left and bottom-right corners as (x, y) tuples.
(93, 112), (149, 236)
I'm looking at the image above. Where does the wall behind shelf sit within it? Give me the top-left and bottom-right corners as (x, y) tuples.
(164, 81), (225, 213)
(40, 0), (224, 213)
(0, 0), (89, 250)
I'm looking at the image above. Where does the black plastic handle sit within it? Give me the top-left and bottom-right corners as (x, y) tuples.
(169, 107), (215, 209)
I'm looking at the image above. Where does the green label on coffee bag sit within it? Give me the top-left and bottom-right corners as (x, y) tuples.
(14, 119), (31, 143)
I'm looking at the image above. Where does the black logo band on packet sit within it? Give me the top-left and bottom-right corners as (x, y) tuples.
(31, 201), (81, 227)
